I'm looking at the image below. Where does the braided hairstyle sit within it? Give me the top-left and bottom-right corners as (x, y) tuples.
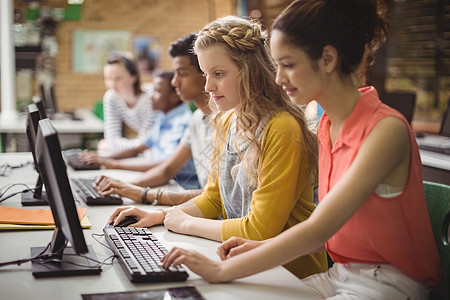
(194, 16), (318, 186)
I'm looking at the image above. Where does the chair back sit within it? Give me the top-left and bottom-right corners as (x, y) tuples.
(424, 181), (450, 300)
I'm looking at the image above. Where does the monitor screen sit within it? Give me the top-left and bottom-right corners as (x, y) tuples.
(439, 99), (450, 137)
(380, 92), (416, 124)
(22, 103), (48, 206)
(30, 118), (101, 277)
(32, 96), (48, 119)
(39, 84), (57, 117)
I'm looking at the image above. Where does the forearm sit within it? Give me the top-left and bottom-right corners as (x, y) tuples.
(182, 217), (223, 242)
(162, 190), (202, 206)
(163, 202), (221, 241)
(142, 189), (202, 206)
(110, 147), (142, 160)
(131, 162), (171, 186)
(131, 144), (191, 187)
(112, 159), (159, 172)
(220, 219), (324, 281)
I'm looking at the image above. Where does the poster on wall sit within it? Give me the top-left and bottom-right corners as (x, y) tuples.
(134, 35), (162, 74)
(72, 29), (131, 74)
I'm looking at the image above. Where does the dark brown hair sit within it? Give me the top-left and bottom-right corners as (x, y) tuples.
(272, 0), (388, 75)
(106, 54), (142, 95)
(155, 71), (176, 93)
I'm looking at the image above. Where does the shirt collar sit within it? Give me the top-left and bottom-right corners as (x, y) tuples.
(160, 103), (187, 119)
(318, 86), (381, 152)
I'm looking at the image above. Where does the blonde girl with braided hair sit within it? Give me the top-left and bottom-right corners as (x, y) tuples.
(107, 16), (328, 279)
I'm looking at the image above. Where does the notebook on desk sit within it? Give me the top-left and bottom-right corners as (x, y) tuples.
(417, 99), (450, 155)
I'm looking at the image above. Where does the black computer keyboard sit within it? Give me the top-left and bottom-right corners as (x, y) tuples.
(103, 226), (189, 283)
(419, 145), (450, 155)
(64, 149), (100, 171)
(71, 178), (123, 205)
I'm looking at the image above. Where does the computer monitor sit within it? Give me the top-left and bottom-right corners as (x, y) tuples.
(380, 92), (416, 124)
(32, 95), (48, 119)
(21, 103), (49, 206)
(439, 98), (450, 137)
(39, 84), (58, 117)
(30, 118), (101, 277)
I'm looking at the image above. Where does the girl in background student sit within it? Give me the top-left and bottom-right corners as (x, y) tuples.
(99, 53), (157, 154)
(161, 1), (441, 299)
(109, 15), (328, 279)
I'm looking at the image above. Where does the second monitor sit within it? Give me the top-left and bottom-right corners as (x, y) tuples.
(22, 103), (48, 206)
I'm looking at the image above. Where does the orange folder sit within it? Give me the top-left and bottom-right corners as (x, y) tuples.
(0, 206), (87, 225)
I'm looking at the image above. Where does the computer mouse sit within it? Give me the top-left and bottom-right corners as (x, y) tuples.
(115, 216), (138, 227)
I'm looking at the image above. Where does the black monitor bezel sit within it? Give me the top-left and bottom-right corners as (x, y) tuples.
(35, 118), (87, 253)
(22, 103), (48, 206)
(31, 118), (101, 277)
(33, 96), (48, 120)
(439, 98), (450, 137)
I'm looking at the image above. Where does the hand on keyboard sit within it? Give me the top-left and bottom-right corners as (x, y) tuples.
(64, 149), (100, 171)
(95, 175), (141, 202)
(103, 226), (188, 282)
(71, 178), (122, 205)
(79, 150), (104, 165)
(79, 150), (119, 169)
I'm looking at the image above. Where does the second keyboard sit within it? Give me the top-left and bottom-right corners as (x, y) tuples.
(71, 178), (122, 205)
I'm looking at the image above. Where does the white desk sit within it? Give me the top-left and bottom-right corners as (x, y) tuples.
(0, 110), (103, 151)
(0, 152), (323, 300)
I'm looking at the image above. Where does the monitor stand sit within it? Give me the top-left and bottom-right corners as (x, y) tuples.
(21, 176), (48, 206)
(21, 191), (48, 206)
(30, 245), (102, 278)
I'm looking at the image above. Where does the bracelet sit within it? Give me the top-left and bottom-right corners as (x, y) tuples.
(141, 187), (150, 204)
(150, 188), (163, 206)
(157, 208), (167, 216)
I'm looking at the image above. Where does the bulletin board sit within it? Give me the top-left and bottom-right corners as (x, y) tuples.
(72, 29), (131, 74)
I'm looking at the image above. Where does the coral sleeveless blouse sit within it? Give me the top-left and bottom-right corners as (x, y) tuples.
(317, 86), (441, 287)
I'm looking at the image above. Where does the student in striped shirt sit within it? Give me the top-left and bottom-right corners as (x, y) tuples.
(99, 53), (157, 154)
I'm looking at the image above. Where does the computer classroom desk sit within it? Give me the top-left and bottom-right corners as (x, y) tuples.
(0, 109), (103, 152)
(0, 152), (324, 300)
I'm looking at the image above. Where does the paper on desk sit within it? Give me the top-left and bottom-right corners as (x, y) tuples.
(0, 214), (91, 230)
(0, 206), (88, 226)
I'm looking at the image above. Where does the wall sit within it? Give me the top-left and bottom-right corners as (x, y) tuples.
(14, 0), (235, 112)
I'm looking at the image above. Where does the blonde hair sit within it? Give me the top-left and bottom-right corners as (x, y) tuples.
(195, 16), (318, 186)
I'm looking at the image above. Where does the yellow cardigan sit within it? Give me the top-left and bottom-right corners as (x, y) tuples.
(193, 111), (328, 279)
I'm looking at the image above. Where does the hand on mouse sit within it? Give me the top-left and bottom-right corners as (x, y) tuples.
(116, 216), (138, 227)
(107, 205), (166, 228)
